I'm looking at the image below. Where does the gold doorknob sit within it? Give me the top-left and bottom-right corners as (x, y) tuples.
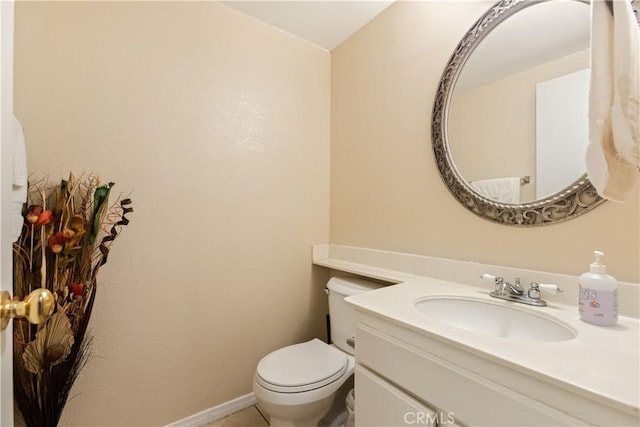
(1, 288), (55, 331)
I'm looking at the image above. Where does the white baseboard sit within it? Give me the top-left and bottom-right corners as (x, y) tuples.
(166, 393), (258, 427)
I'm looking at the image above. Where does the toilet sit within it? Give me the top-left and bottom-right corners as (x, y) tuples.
(252, 277), (383, 427)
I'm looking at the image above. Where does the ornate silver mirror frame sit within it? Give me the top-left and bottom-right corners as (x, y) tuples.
(431, 0), (605, 226)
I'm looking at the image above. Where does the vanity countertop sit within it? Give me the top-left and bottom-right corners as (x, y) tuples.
(346, 278), (640, 417)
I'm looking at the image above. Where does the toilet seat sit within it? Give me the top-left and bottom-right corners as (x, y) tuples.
(256, 339), (348, 393)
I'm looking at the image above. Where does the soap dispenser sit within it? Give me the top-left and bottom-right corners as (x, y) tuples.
(578, 251), (618, 326)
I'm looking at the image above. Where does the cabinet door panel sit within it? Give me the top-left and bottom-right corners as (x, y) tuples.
(355, 365), (446, 427)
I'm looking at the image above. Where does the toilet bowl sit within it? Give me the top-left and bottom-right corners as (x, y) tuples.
(252, 277), (383, 427)
(253, 339), (355, 426)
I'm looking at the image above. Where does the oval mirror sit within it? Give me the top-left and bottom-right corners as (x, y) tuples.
(432, 0), (605, 226)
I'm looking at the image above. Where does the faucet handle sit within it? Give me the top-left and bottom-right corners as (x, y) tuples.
(528, 283), (541, 300)
(481, 274), (506, 293)
(528, 282), (562, 300)
(480, 273), (497, 282)
(537, 283), (562, 294)
(480, 273), (504, 285)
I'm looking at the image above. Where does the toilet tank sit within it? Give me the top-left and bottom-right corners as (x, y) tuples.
(327, 277), (384, 355)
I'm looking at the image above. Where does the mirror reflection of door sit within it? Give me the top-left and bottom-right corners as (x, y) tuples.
(448, 0), (590, 203)
(536, 68), (589, 200)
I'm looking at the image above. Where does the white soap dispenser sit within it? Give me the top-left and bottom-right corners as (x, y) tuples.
(578, 251), (618, 326)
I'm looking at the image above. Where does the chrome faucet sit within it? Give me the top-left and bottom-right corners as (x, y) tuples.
(481, 274), (562, 307)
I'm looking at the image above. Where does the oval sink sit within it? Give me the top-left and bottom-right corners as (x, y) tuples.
(414, 297), (576, 342)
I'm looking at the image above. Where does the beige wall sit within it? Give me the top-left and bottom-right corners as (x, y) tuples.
(14, 2), (330, 425)
(331, 1), (639, 283)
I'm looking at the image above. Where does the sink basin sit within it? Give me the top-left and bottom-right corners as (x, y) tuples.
(414, 297), (576, 342)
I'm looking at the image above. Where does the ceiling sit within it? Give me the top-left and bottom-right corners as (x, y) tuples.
(220, 1), (396, 51)
(221, 1), (596, 86)
(456, 1), (591, 92)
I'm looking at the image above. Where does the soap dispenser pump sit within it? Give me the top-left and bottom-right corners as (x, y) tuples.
(578, 251), (618, 326)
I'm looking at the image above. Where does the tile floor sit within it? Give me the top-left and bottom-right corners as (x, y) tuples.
(206, 405), (269, 427)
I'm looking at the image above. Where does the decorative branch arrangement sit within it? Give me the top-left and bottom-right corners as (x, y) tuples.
(12, 174), (132, 427)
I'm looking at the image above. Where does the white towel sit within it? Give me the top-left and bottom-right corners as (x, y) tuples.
(585, 0), (640, 203)
(471, 177), (521, 203)
(12, 115), (28, 242)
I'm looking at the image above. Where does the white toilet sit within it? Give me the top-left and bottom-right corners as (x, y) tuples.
(252, 277), (383, 427)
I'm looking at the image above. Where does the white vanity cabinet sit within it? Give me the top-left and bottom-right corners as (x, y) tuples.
(353, 312), (638, 427)
(313, 245), (639, 426)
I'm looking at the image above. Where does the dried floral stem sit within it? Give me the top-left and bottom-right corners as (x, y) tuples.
(40, 226), (46, 289)
(29, 225), (34, 271)
(40, 187), (47, 289)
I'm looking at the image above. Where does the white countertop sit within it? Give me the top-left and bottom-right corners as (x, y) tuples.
(346, 277), (640, 417)
(312, 243), (640, 318)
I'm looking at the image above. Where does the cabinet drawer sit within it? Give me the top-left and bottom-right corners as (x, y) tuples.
(356, 323), (587, 426)
(355, 365), (444, 427)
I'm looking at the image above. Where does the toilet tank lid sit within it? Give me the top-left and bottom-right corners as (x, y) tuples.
(327, 277), (385, 296)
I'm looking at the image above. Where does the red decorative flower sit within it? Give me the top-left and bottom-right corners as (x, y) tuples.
(69, 282), (83, 297)
(25, 205), (42, 224)
(48, 231), (71, 254)
(26, 205), (53, 227)
(36, 210), (53, 227)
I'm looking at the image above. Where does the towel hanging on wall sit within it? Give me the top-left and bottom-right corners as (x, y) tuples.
(585, 0), (640, 203)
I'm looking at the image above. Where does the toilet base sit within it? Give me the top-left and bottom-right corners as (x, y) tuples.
(257, 375), (354, 427)
(257, 394), (334, 427)
(318, 376), (353, 427)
